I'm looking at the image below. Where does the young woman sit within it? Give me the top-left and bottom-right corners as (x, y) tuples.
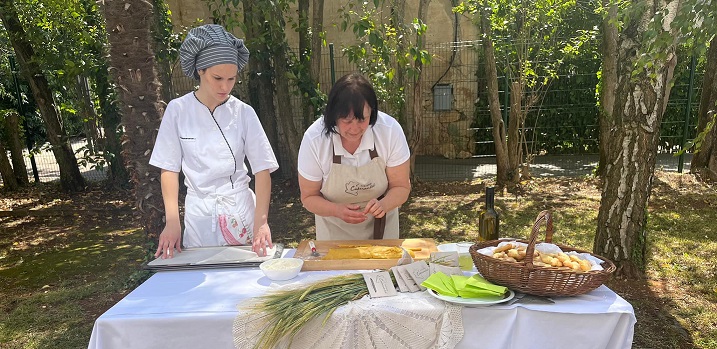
(150, 24), (278, 258)
(298, 73), (411, 240)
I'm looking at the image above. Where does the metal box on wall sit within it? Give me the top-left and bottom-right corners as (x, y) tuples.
(433, 83), (453, 111)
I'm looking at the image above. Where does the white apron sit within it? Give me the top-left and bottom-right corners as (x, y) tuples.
(316, 146), (399, 240)
(183, 189), (256, 248)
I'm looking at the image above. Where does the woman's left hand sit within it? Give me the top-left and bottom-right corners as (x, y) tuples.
(363, 198), (386, 218)
(252, 223), (273, 257)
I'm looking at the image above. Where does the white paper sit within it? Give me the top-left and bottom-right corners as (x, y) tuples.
(390, 266), (411, 293)
(430, 251), (459, 267)
(404, 261), (430, 291)
(396, 265), (421, 292)
(363, 271), (398, 298)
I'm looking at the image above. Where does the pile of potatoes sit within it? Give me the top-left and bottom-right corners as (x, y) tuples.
(491, 243), (592, 272)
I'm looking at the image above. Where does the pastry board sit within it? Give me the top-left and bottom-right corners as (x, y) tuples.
(143, 244), (283, 271)
(295, 238), (438, 271)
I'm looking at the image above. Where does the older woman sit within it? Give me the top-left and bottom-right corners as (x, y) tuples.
(150, 24), (278, 257)
(298, 73), (411, 240)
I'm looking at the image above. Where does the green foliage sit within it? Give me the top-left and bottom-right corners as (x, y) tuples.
(459, 0), (603, 156)
(610, 0), (717, 83)
(204, 0), (326, 118)
(338, 0), (431, 122)
(2, 0), (114, 151)
(152, 0), (181, 66)
(679, 109), (715, 156)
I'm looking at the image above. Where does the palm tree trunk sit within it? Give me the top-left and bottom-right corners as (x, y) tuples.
(101, 0), (165, 242)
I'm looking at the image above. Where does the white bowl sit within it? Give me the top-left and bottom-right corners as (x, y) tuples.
(259, 258), (304, 281)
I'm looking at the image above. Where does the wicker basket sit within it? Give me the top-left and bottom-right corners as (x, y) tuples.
(469, 210), (616, 297)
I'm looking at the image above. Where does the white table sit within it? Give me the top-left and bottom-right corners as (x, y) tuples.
(88, 264), (635, 349)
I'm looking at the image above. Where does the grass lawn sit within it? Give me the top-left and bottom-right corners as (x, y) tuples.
(0, 171), (715, 348)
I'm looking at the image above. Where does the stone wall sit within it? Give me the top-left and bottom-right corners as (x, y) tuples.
(164, 0), (482, 158)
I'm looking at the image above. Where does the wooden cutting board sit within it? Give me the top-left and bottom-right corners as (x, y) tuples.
(295, 238), (438, 271)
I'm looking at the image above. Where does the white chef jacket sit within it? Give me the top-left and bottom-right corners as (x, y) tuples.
(149, 92), (278, 247)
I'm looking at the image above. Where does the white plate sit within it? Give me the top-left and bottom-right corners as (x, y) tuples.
(426, 288), (515, 307)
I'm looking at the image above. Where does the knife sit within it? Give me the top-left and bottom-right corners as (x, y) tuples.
(370, 278), (378, 293)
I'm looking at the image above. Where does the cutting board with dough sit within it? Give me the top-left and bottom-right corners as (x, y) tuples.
(295, 238), (438, 271)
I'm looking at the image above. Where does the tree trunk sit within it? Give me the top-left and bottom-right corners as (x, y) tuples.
(597, 0), (618, 179)
(269, 3), (301, 179)
(506, 81), (523, 183)
(0, 139), (19, 190)
(594, 0), (679, 278)
(4, 110), (29, 186)
(101, 0), (166, 242)
(480, 3), (510, 186)
(391, 0), (408, 128)
(96, 64), (130, 184)
(310, 0), (324, 93)
(0, 0), (86, 192)
(690, 37), (717, 181)
(298, 0), (313, 130)
(407, 0), (429, 177)
(76, 75), (99, 153)
(243, 1), (280, 164)
(81, 0), (128, 184)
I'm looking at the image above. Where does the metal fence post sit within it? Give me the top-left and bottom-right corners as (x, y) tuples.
(329, 43), (336, 86)
(678, 55), (697, 173)
(8, 55), (40, 183)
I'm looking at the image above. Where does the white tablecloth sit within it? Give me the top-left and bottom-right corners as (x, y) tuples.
(88, 267), (635, 349)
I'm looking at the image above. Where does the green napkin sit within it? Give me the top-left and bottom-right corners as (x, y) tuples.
(421, 272), (459, 297)
(421, 272), (508, 299)
(466, 274), (508, 295)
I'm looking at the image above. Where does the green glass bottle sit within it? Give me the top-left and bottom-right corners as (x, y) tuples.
(479, 187), (500, 241)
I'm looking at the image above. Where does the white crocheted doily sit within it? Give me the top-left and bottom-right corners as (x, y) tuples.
(234, 292), (463, 349)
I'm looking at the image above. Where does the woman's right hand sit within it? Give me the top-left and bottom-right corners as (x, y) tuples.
(155, 223), (182, 259)
(335, 203), (368, 224)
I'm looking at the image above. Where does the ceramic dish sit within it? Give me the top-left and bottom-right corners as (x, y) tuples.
(426, 288), (515, 307)
(259, 258), (304, 281)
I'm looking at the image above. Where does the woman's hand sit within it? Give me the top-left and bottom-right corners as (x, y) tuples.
(155, 222), (182, 259)
(335, 203), (368, 224)
(363, 198), (386, 218)
(252, 223), (273, 257)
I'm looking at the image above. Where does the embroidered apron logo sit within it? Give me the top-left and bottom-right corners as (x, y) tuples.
(345, 181), (376, 196)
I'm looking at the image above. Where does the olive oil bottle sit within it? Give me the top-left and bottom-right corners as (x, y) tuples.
(479, 187), (500, 241)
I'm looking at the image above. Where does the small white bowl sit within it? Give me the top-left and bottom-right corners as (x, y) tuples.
(259, 258), (304, 281)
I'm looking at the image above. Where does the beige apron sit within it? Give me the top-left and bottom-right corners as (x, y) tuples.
(316, 143), (399, 240)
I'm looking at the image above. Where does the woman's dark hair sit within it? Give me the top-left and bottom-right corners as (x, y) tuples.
(322, 73), (378, 136)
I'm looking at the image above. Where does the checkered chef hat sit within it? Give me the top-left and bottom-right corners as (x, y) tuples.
(179, 24), (250, 80)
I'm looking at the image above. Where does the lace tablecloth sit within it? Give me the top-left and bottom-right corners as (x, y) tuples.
(234, 292), (463, 349)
